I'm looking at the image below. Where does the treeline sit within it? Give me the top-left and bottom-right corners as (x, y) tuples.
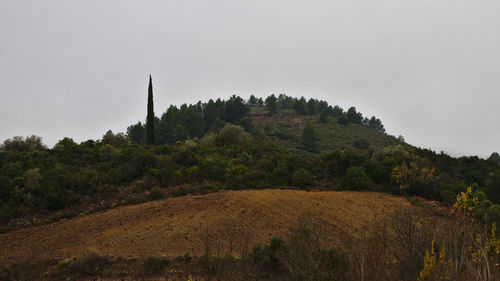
(127, 94), (385, 145)
(1, 129), (499, 227)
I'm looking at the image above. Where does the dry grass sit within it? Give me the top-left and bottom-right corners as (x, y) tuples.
(0, 189), (446, 263)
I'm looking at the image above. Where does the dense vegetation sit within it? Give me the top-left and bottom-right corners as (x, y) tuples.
(0, 94), (499, 230)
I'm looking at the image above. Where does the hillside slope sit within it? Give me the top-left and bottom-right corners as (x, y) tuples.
(0, 189), (442, 262)
(250, 107), (407, 153)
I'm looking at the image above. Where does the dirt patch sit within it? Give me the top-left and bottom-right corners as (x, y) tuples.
(0, 189), (436, 263)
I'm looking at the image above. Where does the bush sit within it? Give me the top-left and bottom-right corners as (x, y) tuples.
(293, 168), (316, 188)
(352, 139), (370, 150)
(143, 257), (166, 274)
(337, 116), (348, 125)
(341, 167), (370, 190)
(214, 124), (250, 147)
(148, 187), (165, 200)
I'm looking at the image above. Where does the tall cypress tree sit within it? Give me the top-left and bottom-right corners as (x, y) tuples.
(146, 75), (155, 145)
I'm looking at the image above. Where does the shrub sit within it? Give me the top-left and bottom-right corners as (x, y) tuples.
(352, 139), (370, 150)
(148, 187), (165, 200)
(301, 122), (319, 153)
(337, 116), (348, 125)
(293, 168), (316, 188)
(341, 167), (370, 190)
(143, 257), (166, 274)
(214, 124), (250, 147)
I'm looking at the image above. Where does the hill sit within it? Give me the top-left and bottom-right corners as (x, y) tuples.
(0, 189), (442, 262)
(249, 106), (406, 153)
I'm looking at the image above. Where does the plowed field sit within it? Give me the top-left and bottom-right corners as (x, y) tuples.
(0, 189), (432, 262)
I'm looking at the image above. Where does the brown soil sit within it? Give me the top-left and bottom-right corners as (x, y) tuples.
(0, 189), (433, 263)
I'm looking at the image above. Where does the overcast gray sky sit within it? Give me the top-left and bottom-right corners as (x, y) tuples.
(1, 0), (499, 157)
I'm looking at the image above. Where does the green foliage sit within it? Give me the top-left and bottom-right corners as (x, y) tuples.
(293, 168), (316, 188)
(127, 122), (145, 144)
(352, 139), (370, 150)
(307, 98), (317, 115)
(331, 105), (344, 118)
(346, 106), (363, 124)
(341, 167), (370, 190)
(142, 257), (166, 274)
(214, 124), (249, 147)
(294, 97), (308, 115)
(488, 152), (500, 166)
(101, 130), (129, 147)
(265, 94), (277, 114)
(337, 116), (348, 125)
(1, 135), (46, 152)
(146, 75), (155, 145)
(248, 94), (258, 106)
(251, 238), (286, 273)
(148, 187), (165, 201)
(301, 122), (319, 153)
(319, 110), (328, 123)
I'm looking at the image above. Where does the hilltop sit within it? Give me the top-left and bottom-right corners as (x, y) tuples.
(248, 106), (406, 153)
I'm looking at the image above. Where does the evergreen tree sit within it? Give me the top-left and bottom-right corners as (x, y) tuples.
(126, 122), (145, 144)
(307, 98), (318, 115)
(368, 116), (385, 133)
(248, 95), (258, 106)
(265, 94), (278, 114)
(319, 110), (328, 123)
(301, 122), (319, 153)
(146, 75), (155, 145)
(332, 105), (344, 118)
(346, 106), (363, 124)
(294, 97), (308, 115)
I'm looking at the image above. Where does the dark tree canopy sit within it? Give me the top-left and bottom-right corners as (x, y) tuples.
(146, 75), (156, 145)
(248, 95), (258, 106)
(301, 122), (319, 153)
(307, 98), (317, 115)
(294, 97), (308, 115)
(127, 122), (145, 145)
(265, 94), (278, 114)
(319, 110), (328, 123)
(1, 135), (46, 152)
(331, 105), (344, 118)
(489, 152), (500, 165)
(346, 107), (363, 124)
(367, 116), (385, 134)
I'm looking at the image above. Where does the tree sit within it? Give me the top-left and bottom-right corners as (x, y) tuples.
(224, 95), (250, 123)
(341, 167), (370, 190)
(319, 110), (328, 123)
(249, 95), (258, 106)
(337, 116), (348, 125)
(265, 94), (278, 114)
(489, 152), (500, 166)
(293, 168), (316, 188)
(307, 98), (317, 115)
(301, 122), (319, 153)
(101, 130), (129, 147)
(146, 75), (156, 145)
(1, 135), (46, 152)
(331, 105), (344, 118)
(214, 124), (250, 147)
(346, 107), (363, 124)
(127, 122), (145, 144)
(368, 116), (385, 133)
(294, 97), (308, 115)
